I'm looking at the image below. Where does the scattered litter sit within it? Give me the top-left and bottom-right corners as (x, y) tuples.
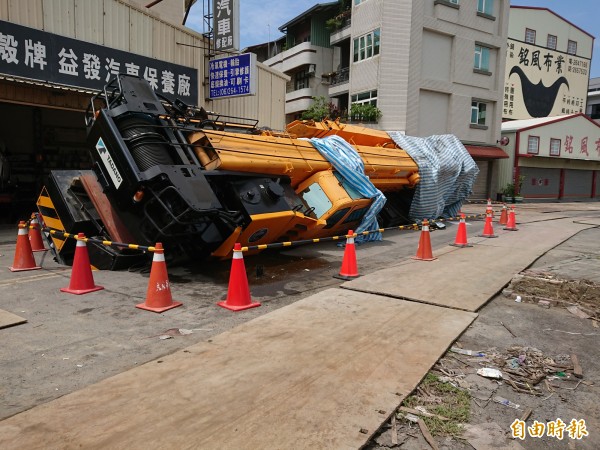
(178, 328), (194, 335)
(538, 300), (551, 309)
(76, 364), (83, 368)
(566, 305), (590, 319)
(450, 346), (484, 357)
(493, 395), (520, 409)
(62, 357), (69, 360)
(402, 413), (419, 423)
(520, 407), (533, 422)
(572, 354), (583, 378)
(477, 368), (503, 379)
(147, 328), (198, 339)
(515, 295), (522, 303)
(398, 406), (450, 421)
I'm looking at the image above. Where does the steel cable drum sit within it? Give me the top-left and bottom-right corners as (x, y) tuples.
(116, 114), (175, 171)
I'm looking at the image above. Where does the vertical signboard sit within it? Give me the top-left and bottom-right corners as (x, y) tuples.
(213, 0), (240, 52)
(504, 38), (590, 120)
(209, 53), (256, 99)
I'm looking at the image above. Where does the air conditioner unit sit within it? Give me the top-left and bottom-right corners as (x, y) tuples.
(307, 64), (316, 74)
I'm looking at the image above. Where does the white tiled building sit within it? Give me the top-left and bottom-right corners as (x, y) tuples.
(269, 0), (512, 199)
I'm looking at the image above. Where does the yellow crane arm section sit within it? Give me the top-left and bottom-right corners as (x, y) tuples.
(189, 129), (419, 190)
(286, 119), (398, 148)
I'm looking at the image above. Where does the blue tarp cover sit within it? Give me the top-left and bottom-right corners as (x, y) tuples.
(387, 133), (479, 220)
(309, 136), (385, 242)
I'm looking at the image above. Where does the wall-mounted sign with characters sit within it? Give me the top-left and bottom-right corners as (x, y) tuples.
(503, 38), (590, 120)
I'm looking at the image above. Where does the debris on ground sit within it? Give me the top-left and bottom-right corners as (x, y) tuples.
(503, 270), (600, 321)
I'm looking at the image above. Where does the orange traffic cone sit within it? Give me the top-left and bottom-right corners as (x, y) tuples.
(486, 198), (494, 218)
(61, 233), (104, 295)
(137, 243), (182, 312)
(413, 219), (437, 261)
(217, 243), (260, 311)
(504, 206), (519, 231)
(450, 213), (472, 247)
(10, 221), (41, 272)
(29, 214), (47, 252)
(479, 211), (498, 238)
(498, 204), (508, 226)
(335, 230), (359, 280)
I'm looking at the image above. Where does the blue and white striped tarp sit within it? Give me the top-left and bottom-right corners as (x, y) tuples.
(309, 135), (386, 242)
(387, 133), (479, 221)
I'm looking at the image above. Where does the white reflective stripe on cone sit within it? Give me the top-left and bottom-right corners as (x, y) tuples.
(232, 250), (243, 260)
(423, 226), (429, 232)
(347, 237), (355, 244)
(18, 228), (28, 235)
(153, 252), (165, 262)
(76, 240), (86, 247)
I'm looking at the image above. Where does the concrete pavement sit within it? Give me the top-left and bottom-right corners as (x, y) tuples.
(0, 202), (599, 448)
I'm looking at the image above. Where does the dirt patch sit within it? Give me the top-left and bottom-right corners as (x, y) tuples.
(505, 270), (600, 321)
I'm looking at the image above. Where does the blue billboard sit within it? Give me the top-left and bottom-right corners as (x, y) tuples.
(208, 52), (256, 99)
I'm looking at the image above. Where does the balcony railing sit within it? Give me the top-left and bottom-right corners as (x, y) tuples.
(331, 67), (349, 86)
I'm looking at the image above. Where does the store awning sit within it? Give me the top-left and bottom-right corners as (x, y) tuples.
(464, 145), (509, 159)
(0, 74), (95, 95)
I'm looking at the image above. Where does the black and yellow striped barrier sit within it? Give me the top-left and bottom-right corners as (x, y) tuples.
(241, 214), (486, 252)
(42, 228), (157, 253)
(32, 214), (486, 256)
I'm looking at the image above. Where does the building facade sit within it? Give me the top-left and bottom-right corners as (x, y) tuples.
(263, 0), (511, 199)
(504, 6), (594, 121)
(263, 2), (338, 123)
(0, 0), (287, 222)
(500, 114), (600, 201)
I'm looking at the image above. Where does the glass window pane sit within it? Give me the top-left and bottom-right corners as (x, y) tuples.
(481, 47), (490, 71)
(474, 46), (481, 68)
(374, 29), (380, 55)
(353, 38), (359, 62)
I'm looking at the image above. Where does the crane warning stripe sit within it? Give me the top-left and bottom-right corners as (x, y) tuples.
(37, 187), (66, 251)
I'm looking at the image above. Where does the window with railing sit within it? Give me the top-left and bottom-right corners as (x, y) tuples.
(331, 67), (350, 86)
(525, 28), (536, 45)
(350, 90), (380, 122)
(547, 34), (557, 50)
(567, 40), (577, 55)
(294, 68), (311, 91)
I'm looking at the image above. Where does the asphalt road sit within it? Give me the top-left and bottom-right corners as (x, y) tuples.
(0, 201), (599, 426)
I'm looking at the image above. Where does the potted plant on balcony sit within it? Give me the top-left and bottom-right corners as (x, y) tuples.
(350, 103), (382, 123)
(301, 96), (340, 121)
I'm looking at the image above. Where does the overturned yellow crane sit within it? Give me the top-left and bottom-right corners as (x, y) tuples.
(37, 75), (420, 268)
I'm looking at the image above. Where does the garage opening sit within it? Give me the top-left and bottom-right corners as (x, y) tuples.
(0, 102), (91, 223)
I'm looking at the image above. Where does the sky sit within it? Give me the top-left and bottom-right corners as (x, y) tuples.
(186, 0), (599, 78)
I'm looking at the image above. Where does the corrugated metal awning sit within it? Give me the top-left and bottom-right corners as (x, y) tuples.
(0, 74), (95, 95)
(465, 145), (509, 159)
